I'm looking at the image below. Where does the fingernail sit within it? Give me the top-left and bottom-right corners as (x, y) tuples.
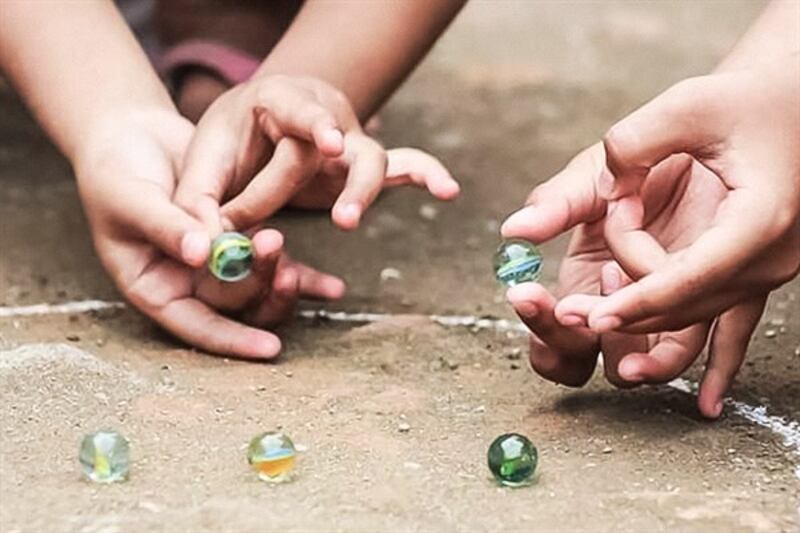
(515, 301), (539, 317)
(339, 203), (361, 224)
(618, 359), (642, 382)
(500, 207), (532, 236)
(181, 231), (209, 265)
(592, 315), (623, 332)
(714, 401), (723, 417)
(559, 314), (585, 327)
(324, 129), (344, 151)
(598, 171), (616, 198)
(607, 200), (619, 215)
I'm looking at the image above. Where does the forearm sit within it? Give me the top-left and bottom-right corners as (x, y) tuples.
(255, 0), (466, 121)
(717, 0), (800, 72)
(0, 1), (175, 163)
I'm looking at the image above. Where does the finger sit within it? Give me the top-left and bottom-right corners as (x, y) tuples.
(606, 289), (749, 334)
(553, 294), (601, 328)
(108, 182), (209, 267)
(382, 148), (461, 200)
(600, 260), (632, 294)
(507, 283), (599, 387)
(220, 138), (319, 230)
(290, 260), (347, 300)
(244, 261), (301, 327)
(596, 261), (647, 388)
(331, 135), (388, 230)
(501, 144), (606, 243)
(175, 114), (237, 225)
(604, 195), (668, 280)
(552, 261), (633, 328)
(599, 76), (726, 200)
(155, 297), (281, 359)
(256, 85), (344, 157)
(698, 295), (766, 419)
(587, 189), (779, 332)
(250, 229), (284, 282)
(598, 331), (648, 389)
(613, 322), (711, 385)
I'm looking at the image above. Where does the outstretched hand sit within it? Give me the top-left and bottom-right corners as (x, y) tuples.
(501, 141), (765, 418)
(565, 64), (799, 336)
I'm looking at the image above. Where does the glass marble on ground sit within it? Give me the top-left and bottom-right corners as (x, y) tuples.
(79, 430), (130, 483)
(247, 431), (297, 483)
(487, 433), (537, 487)
(493, 239), (543, 286)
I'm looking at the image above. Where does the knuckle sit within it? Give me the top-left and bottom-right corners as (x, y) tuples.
(770, 250), (800, 287)
(525, 182), (550, 206)
(124, 279), (167, 312)
(602, 125), (646, 179)
(228, 200), (261, 227)
(768, 203), (798, 237)
(325, 87), (348, 109)
(255, 82), (283, 108)
(660, 76), (711, 114)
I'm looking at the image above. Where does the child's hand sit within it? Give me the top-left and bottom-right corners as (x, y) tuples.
(173, 75), (460, 233)
(75, 109), (344, 359)
(557, 61), (800, 335)
(501, 142), (765, 418)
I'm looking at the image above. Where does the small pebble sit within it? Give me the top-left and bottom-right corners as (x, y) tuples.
(138, 501), (161, 513)
(398, 422), (411, 433)
(602, 446), (613, 454)
(380, 267), (402, 282)
(419, 204), (439, 221)
(764, 329), (777, 338)
(66, 334), (80, 342)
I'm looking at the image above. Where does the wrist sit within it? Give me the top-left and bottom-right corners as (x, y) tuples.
(716, 1), (800, 73)
(72, 104), (186, 182)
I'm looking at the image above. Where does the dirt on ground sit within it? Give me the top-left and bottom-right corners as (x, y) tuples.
(2, 1), (799, 532)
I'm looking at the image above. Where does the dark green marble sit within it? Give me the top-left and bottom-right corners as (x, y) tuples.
(487, 433), (537, 486)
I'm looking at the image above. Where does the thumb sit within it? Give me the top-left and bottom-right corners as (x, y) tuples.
(599, 75), (727, 200)
(114, 189), (210, 267)
(501, 143), (606, 243)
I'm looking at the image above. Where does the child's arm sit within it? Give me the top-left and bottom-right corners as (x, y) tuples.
(0, 1), (174, 163)
(254, 0), (467, 120)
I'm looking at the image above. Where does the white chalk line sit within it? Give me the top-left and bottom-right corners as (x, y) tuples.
(0, 300), (125, 317)
(3, 300), (800, 478)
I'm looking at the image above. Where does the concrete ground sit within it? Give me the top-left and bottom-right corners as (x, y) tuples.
(1, 1), (799, 531)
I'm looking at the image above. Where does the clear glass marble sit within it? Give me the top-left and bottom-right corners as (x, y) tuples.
(493, 239), (543, 286)
(79, 430), (130, 483)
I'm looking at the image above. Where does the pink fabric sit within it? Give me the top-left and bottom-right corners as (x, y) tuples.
(157, 39), (261, 86)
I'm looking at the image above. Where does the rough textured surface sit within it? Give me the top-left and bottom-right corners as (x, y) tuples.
(2, 1), (800, 531)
